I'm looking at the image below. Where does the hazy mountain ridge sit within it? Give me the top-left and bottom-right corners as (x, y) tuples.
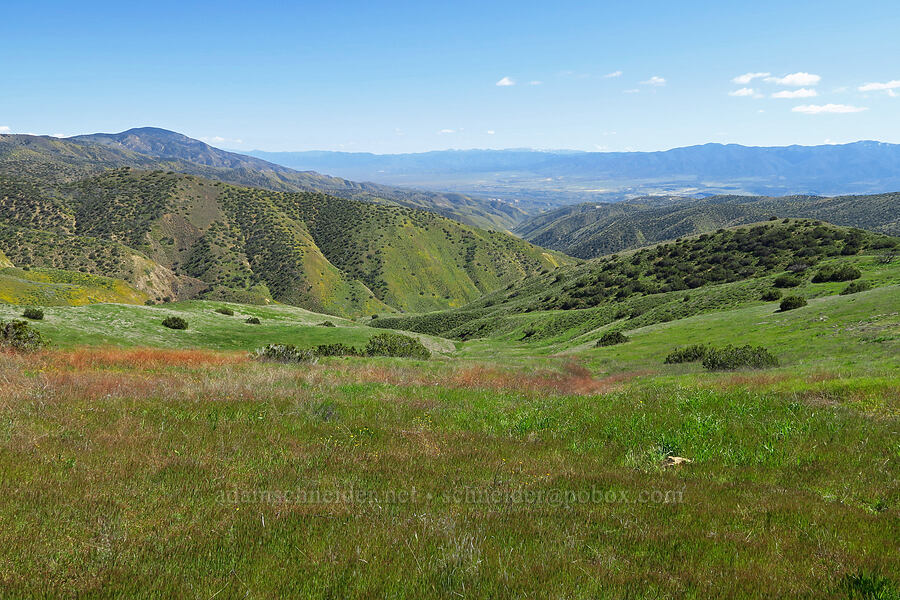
(0, 129), (526, 230)
(247, 141), (900, 204)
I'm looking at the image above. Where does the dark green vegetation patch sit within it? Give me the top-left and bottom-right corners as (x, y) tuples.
(779, 295), (807, 312)
(0, 319), (49, 352)
(161, 316), (188, 330)
(364, 332), (430, 359)
(22, 307), (44, 320)
(596, 331), (629, 347)
(701, 345), (779, 371)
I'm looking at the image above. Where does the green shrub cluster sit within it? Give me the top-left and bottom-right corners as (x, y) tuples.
(0, 320), (49, 352)
(314, 343), (362, 357)
(779, 296), (807, 311)
(162, 316), (188, 330)
(215, 307), (234, 316)
(318, 321), (336, 327)
(251, 344), (317, 364)
(22, 308), (44, 320)
(596, 331), (629, 347)
(811, 264), (861, 283)
(840, 280), (872, 295)
(702, 345), (779, 371)
(664, 344), (710, 364)
(760, 289), (782, 301)
(364, 333), (430, 359)
(245, 317), (261, 325)
(773, 274), (802, 288)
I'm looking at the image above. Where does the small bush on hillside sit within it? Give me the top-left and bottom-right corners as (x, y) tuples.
(145, 299), (156, 306)
(840, 280), (872, 295)
(215, 307), (235, 316)
(318, 321), (336, 327)
(702, 345), (778, 371)
(315, 343), (362, 357)
(162, 316), (188, 330)
(596, 331), (629, 347)
(779, 295), (807, 311)
(773, 273), (802, 288)
(0, 320), (49, 352)
(22, 308), (44, 320)
(811, 264), (861, 283)
(761, 289), (782, 301)
(365, 332), (430, 359)
(245, 317), (261, 325)
(252, 344), (317, 364)
(665, 344), (709, 364)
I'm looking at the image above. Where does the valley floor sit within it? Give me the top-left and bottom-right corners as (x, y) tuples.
(0, 286), (897, 597)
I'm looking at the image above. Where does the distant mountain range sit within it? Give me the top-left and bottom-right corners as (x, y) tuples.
(245, 141), (900, 208)
(0, 128), (524, 230)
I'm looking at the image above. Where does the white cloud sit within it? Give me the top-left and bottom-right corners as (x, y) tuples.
(771, 88), (818, 99)
(486, 130), (495, 135)
(201, 135), (243, 146)
(438, 129), (455, 134)
(858, 80), (900, 92)
(603, 70), (623, 78)
(623, 88), (640, 94)
(732, 72), (770, 84)
(0, 125), (10, 134)
(729, 87), (758, 97)
(529, 80), (542, 85)
(496, 76), (515, 87)
(641, 76), (666, 86)
(766, 72), (821, 86)
(792, 103), (867, 114)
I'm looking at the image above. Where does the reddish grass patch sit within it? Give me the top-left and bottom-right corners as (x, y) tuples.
(38, 347), (247, 370)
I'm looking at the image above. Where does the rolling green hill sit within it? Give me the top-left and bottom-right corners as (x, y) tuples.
(372, 220), (900, 340)
(0, 129), (526, 230)
(0, 267), (147, 306)
(516, 192), (900, 258)
(0, 169), (570, 316)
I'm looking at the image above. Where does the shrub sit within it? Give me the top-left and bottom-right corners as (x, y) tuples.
(145, 299), (156, 306)
(811, 264), (861, 283)
(245, 317), (261, 325)
(318, 321), (336, 327)
(364, 332), (430, 359)
(0, 320), (49, 352)
(252, 344), (317, 364)
(162, 316), (188, 330)
(22, 308), (44, 320)
(779, 295), (807, 311)
(840, 280), (872, 295)
(702, 345), (778, 371)
(315, 343), (362, 357)
(664, 344), (709, 364)
(215, 307), (235, 316)
(596, 331), (629, 347)
(773, 273), (802, 288)
(760, 289), (782, 301)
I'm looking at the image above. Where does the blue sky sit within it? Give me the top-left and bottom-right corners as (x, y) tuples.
(2, 0), (899, 152)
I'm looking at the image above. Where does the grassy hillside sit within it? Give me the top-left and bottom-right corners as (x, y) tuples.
(0, 248), (11, 268)
(0, 267), (147, 306)
(373, 220), (900, 340)
(0, 300), (453, 353)
(517, 192), (900, 258)
(0, 169), (569, 315)
(0, 129), (526, 231)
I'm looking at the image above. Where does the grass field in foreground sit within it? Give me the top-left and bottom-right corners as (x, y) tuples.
(0, 278), (897, 597)
(0, 347), (896, 598)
